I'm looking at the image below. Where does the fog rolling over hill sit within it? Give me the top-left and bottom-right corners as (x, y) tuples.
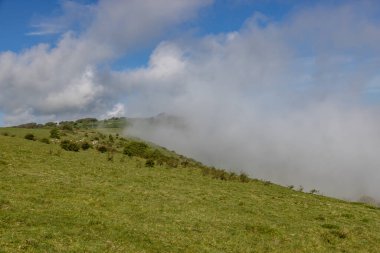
(126, 108), (380, 201)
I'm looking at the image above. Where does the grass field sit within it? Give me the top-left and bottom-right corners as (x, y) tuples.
(0, 127), (380, 252)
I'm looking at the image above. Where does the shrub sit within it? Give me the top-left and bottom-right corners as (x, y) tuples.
(1, 132), (9, 136)
(24, 133), (36, 141)
(60, 140), (80, 152)
(81, 142), (91, 150)
(239, 173), (250, 183)
(310, 189), (319, 194)
(212, 169), (228, 180)
(40, 138), (50, 144)
(50, 128), (60, 139)
(145, 159), (155, 167)
(228, 172), (238, 180)
(123, 141), (148, 157)
(61, 124), (73, 131)
(181, 160), (189, 167)
(97, 145), (108, 153)
(166, 158), (178, 168)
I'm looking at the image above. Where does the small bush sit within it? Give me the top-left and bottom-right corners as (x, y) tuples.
(228, 172), (238, 180)
(97, 145), (108, 153)
(239, 173), (250, 183)
(50, 128), (60, 139)
(1, 132), (9, 136)
(61, 124), (73, 131)
(209, 167), (228, 180)
(40, 138), (50, 144)
(145, 159), (155, 167)
(181, 160), (189, 167)
(310, 189), (319, 194)
(123, 141), (148, 157)
(24, 133), (36, 141)
(81, 142), (91, 150)
(166, 158), (178, 168)
(60, 140), (80, 152)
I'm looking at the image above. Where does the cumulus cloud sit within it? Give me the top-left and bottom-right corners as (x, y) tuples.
(0, 0), (212, 125)
(103, 103), (126, 119)
(123, 2), (380, 200)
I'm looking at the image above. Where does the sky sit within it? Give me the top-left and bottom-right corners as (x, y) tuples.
(1, 0), (380, 200)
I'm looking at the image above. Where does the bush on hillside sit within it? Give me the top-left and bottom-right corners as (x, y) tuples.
(81, 142), (91, 150)
(166, 158), (178, 168)
(239, 173), (250, 183)
(123, 141), (148, 157)
(145, 159), (155, 167)
(61, 124), (73, 131)
(60, 140), (80, 152)
(24, 133), (36, 141)
(97, 145), (108, 153)
(50, 128), (60, 139)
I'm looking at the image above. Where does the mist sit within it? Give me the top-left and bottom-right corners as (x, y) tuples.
(124, 3), (380, 201)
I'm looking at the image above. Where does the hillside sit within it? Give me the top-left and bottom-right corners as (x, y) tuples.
(0, 126), (380, 252)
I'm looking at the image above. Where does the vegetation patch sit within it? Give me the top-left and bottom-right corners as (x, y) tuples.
(39, 138), (50, 144)
(24, 133), (36, 141)
(60, 140), (80, 152)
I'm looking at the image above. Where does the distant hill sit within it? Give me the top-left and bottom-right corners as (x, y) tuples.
(0, 121), (379, 252)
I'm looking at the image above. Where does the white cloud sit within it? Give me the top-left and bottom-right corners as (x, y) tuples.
(103, 103), (126, 119)
(44, 67), (103, 113)
(0, 0), (211, 125)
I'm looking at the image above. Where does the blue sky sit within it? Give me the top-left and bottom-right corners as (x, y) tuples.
(0, 0), (299, 68)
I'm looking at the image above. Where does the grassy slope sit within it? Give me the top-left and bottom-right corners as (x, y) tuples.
(0, 128), (380, 252)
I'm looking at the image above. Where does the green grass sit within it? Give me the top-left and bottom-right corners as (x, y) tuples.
(0, 127), (380, 252)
